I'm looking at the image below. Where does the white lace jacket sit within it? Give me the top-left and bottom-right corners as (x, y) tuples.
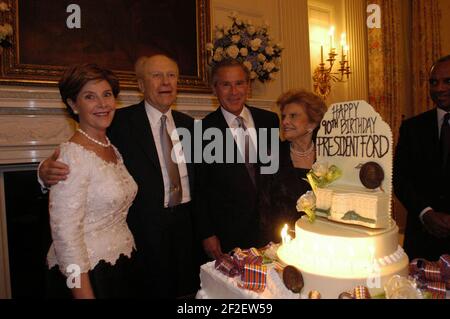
(47, 142), (138, 276)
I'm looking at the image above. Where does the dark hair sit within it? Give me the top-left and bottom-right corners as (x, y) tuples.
(430, 54), (450, 74)
(59, 63), (120, 121)
(277, 89), (327, 126)
(210, 59), (250, 87)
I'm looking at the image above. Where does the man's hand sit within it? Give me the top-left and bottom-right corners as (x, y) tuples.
(202, 235), (223, 260)
(39, 148), (70, 187)
(423, 210), (450, 238)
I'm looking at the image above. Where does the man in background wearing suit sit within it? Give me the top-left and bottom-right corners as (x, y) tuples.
(394, 55), (450, 260)
(39, 54), (197, 298)
(196, 59), (279, 260)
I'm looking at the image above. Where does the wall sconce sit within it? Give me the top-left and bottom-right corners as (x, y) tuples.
(313, 27), (351, 100)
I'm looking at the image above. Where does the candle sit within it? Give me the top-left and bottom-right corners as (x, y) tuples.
(340, 33), (347, 47)
(320, 45), (324, 64)
(281, 224), (292, 245)
(329, 26), (335, 49)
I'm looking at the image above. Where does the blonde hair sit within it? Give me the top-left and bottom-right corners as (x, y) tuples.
(134, 54), (179, 79)
(277, 89), (327, 125)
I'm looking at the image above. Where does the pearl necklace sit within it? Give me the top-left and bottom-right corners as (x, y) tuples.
(290, 142), (315, 157)
(76, 128), (111, 148)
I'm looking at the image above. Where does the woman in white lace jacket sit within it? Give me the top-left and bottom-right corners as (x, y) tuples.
(46, 64), (141, 298)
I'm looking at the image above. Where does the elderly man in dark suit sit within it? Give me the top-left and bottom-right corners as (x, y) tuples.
(196, 59), (279, 260)
(394, 55), (450, 260)
(39, 54), (197, 298)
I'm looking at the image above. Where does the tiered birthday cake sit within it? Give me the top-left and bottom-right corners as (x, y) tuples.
(197, 101), (409, 299)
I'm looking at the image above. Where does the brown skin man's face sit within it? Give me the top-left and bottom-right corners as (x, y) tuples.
(430, 60), (450, 112)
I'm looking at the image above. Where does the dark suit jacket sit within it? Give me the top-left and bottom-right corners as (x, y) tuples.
(107, 100), (196, 296)
(195, 106), (279, 254)
(394, 108), (450, 260)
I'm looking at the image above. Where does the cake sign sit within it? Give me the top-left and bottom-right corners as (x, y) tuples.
(317, 101), (390, 159)
(316, 100), (393, 194)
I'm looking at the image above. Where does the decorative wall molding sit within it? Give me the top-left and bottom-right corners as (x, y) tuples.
(279, 0), (312, 91)
(344, 0), (369, 101)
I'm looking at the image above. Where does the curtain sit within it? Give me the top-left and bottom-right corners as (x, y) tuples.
(411, 0), (442, 116)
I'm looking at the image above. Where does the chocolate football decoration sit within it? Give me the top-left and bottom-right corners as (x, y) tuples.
(282, 265), (304, 293)
(359, 162), (384, 189)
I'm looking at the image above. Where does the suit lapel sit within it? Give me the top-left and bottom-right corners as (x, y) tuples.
(130, 102), (161, 171)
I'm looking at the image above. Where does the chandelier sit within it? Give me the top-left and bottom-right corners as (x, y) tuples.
(313, 27), (351, 100)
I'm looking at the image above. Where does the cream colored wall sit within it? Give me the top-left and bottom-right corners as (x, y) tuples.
(439, 0), (450, 56)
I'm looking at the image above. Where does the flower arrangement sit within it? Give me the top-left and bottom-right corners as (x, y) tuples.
(305, 161), (342, 193)
(206, 12), (283, 83)
(297, 162), (342, 222)
(296, 191), (316, 223)
(0, 1), (13, 53)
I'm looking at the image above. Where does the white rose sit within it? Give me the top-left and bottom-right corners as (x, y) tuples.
(215, 31), (224, 40)
(269, 73), (277, 80)
(213, 47), (224, 62)
(250, 71), (257, 80)
(206, 43), (214, 51)
(312, 162), (329, 178)
(297, 191), (316, 211)
(0, 2), (9, 11)
(274, 57), (282, 66)
(213, 53), (223, 62)
(240, 47), (248, 57)
(263, 62), (275, 72)
(243, 61), (252, 71)
(225, 45), (239, 59)
(231, 35), (241, 44)
(265, 46), (274, 56)
(247, 26), (256, 36)
(250, 38), (262, 51)
(235, 19), (242, 26)
(4, 23), (12, 36)
(257, 53), (266, 62)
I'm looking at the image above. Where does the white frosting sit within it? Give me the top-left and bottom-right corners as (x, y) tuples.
(197, 262), (301, 299)
(277, 217), (409, 298)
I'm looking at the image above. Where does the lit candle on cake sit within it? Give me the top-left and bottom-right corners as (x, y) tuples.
(281, 224), (292, 245)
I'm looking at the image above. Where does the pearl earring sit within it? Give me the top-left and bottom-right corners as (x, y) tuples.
(73, 110), (78, 114)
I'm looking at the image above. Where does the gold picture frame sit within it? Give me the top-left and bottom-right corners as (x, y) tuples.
(0, 0), (211, 93)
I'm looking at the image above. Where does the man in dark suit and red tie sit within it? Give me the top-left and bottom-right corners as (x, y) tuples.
(195, 59), (280, 260)
(394, 55), (450, 260)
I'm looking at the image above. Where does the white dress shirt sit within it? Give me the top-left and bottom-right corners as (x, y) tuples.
(220, 106), (258, 161)
(145, 101), (191, 207)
